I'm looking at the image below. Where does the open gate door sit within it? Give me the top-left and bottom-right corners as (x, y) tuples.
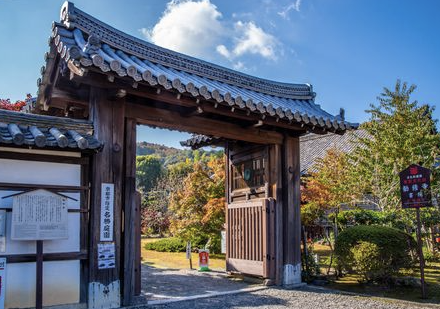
(226, 198), (276, 279)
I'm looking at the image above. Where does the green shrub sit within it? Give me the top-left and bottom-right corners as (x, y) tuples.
(423, 248), (440, 263)
(301, 244), (321, 282)
(144, 237), (186, 252)
(350, 241), (383, 282)
(335, 225), (416, 282)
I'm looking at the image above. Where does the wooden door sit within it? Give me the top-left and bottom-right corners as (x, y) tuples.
(226, 198), (276, 278)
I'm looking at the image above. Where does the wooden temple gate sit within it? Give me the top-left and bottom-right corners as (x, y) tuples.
(0, 2), (354, 308)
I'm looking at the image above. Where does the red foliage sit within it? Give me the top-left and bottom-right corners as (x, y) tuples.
(0, 94), (32, 111)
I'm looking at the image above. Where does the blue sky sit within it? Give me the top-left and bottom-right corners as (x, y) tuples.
(1, 0), (440, 148)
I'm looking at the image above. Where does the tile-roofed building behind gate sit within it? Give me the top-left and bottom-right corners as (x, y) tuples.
(0, 109), (101, 150)
(36, 1), (357, 135)
(181, 129), (369, 176)
(300, 129), (369, 175)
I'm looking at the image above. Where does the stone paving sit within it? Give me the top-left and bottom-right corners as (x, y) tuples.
(137, 264), (254, 301)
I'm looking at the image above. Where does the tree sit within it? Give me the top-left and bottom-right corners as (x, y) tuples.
(0, 94), (31, 111)
(136, 155), (163, 194)
(301, 148), (355, 225)
(168, 156), (225, 253)
(350, 80), (440, 211)
(140, 159), (192, 236)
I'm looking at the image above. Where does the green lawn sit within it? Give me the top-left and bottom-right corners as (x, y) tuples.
(314, 243), (440, 304)
(141, 238), (226, 270)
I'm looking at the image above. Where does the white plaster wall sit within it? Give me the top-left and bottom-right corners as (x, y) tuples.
(0, 158), (82, 308)
(0, 159), (80, 186)
(5, 261), (80, 308)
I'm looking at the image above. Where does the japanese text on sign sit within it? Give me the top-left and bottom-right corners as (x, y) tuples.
(11, 190), (68, 240)
(399, 164), (432, 208)
(100, 183), (114, 241)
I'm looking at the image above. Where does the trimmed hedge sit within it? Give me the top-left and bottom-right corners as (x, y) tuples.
(144, 237), (186, 252)
(335, 225), (417, 282)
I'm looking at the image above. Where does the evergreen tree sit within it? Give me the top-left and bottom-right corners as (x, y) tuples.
(350, 80), (440, 211)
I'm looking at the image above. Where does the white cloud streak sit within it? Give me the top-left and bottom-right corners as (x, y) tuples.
(278, 0), (301, 20)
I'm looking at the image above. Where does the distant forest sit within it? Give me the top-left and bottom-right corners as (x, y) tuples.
(136, 141), (223, 166)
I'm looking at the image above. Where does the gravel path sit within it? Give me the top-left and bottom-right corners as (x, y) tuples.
(145, 286), (439, 309)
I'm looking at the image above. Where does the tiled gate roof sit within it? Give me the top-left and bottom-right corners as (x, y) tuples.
(37, 2), (357, 134)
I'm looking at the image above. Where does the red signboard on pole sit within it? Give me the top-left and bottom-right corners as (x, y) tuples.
(399, 164), (431, 208)
(399, 164), (431, 299)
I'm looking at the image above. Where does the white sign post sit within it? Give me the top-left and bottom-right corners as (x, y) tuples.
(0, 258), (5, 309)
(100, 183), (114, 242)
(186, 241), (192, 269)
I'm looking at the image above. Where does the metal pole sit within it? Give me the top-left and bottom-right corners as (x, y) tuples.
(416, 208), (427, 299)
(36, 240), (43, 309)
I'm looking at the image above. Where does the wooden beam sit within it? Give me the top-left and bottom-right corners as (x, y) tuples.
(0, 250), (88, 263)
(282, 136), (302, 285)
(122, 118), (137, 306)
(126, 102), (283, 145)
(269, 144), (284, 285)
(88, 87), (124, 308)
(66, 71), (311, 135)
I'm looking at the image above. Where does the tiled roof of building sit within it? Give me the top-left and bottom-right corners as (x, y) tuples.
(180, 135), (222, 149)
(37, 2), (357, 133)
(182, 130), (367, 174)
(299, 129), (369, 174)
(0, 109), (101, 150)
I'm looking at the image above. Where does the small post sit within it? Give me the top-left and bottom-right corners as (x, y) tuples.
(36, 240), (43, 309)
(416, 208), (427, 299)
(186, 241), (192, 270)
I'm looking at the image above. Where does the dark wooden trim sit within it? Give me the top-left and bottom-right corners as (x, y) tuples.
(1, 250), (88, 263)
(0, 183), (88, 192)
(122, 117), (137, 305)
(283, 136), (301, 268)
(269, 144), (284, 285)
(80, 156), (90, 303)
(88, 87), (124, 291)
(227, 258), (263, 277)
(0, 151), (89, 165)
(125, 102), (283, 145)
(66, 71), (313, 135)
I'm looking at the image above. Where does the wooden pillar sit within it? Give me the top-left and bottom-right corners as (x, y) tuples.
(88, 87), (125, 309)
(282, 135), (302, 285)
(122, 118), (137, 305)
(269, 144), (283, 285)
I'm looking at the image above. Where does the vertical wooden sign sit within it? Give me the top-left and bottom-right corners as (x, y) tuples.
(100, 183), (114, 241)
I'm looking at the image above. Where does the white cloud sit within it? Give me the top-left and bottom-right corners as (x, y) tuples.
(233, 61), (245, 70)
(140, 0), (280, 67)
(140, 0), (225, 59)
(216, 44), (231, 58)
(230, 21), (278, 60)
(278, 0), (301, 20)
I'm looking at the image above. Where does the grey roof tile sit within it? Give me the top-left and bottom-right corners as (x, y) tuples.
(0, 110), (101, 151)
